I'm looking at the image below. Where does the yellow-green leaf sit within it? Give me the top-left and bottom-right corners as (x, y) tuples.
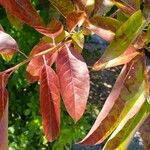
(72, 31), (84, 53)
(93, 10), (146, 70)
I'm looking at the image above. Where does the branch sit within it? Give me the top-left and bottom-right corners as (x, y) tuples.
(0, 40), (71, 75)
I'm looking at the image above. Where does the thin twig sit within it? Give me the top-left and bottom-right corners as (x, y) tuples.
(0, 40), (71, 74)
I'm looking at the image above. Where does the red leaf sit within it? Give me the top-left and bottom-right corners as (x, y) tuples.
(26, 42), (57, 83)
(0, 74), (9, 150)
(0, 0), (43, 27)
(56, 44), (90, 121)
(113, 0), (136, 15)
(0, 88), (8, 150)
(86, 23), (115, 42)
(0, 1), (65, 38)
(37, 19), (64, 38)
(66, 11), (87, 32)
(122, 0), (141, 10)
(40, 64), (60, 142)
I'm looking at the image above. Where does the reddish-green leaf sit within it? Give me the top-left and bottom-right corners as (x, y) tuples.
(86, 16), (122, 42)
(92, 10), (146, 70)
(66, 11), (87, 32)
(26, 42), (57, 83)
(56, 44), (90, 121)
(40, 64), (60, 142)
(103, 95), (148, 150)
(0, 74), (9, 150)
(93, 45), (139, 70)
(50, 0), (74, 17)
(122, 0), (141, 10)
(80, 54), (145, 145)
(0, 30), (19, 61)
(89, 16), (122, 33)
(113, 0), (136, 15)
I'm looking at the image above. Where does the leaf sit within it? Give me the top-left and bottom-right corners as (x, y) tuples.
(89, 16), (122, 33)
(93, 45), (139, 70)
(42, 30), (69, 44)
(92, 0), (103, 14)
(139, 115), (150, 150)
(144, 66), (150, 104)
(79, 54), (145, 145)
(112, 0), (136, 15)
(50, 0), (74, 17)
(133, 32), (148, 49)
(86, 24), (115, 42)
(56, 44), (90, 121)
(143, 0), (150, 20)
(117, 11), (128, 22)
(6, 10), (23, 30)
(26, 42), (57, 83)
(0, 30), (19, 61)
(0, 0), (65, 37)
(122, 0), (141, 10)
(0, 0), (43, 27)
(40, 64), (60, 142)
(0, 73), (9, 150)
(93, 0), (113, 15)
(103, 96), (149, 150)
(72, 31), (84, 53)
(39, 19), (64, 38)
(66, 11), (87, 32)
(73, 0), (95, 16)
(85, 16), (122, 42)
(92, 10), (146, 70)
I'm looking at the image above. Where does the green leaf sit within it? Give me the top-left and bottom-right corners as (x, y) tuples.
(93, 10), (146, 70)
(72, 31), (84, 53)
